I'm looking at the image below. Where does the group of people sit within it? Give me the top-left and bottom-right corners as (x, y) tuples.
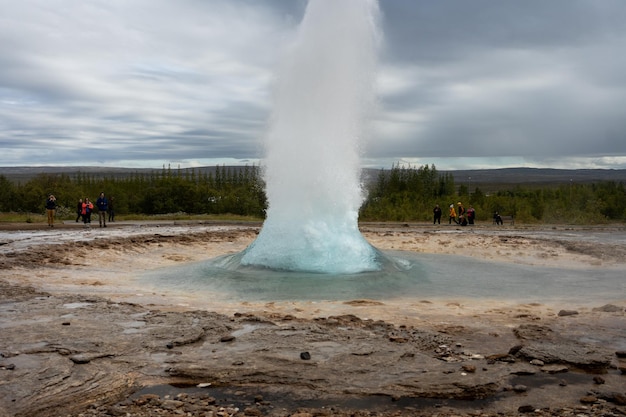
(432, 201), (475, 226)
(75, 192), (114, 227)
(44, 192), (115, 228)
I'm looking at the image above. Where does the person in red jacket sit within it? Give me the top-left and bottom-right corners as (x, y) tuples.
(81, 197), (94, 227)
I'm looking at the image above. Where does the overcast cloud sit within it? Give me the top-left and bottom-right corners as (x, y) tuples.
(1, 0), (625, 170)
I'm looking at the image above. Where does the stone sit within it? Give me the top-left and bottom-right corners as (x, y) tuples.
(485, 353), (515, 363)
(69, 354), (91, 364)
(388, 335), (409, 343)
(243, 407), (263, 416)
(513, 324), (552, 340)
(592, 376), (605, 384)
(541, 364), (569, 374)
(517, 405), (535, 413)
(300, 351), (311, 360)
(592, 304), (624, 312)
(161, 399), (184, 410)
(579, 395), (597, 404)
(517, 343), (612, 372)
(557, 310), (579, 317)
(461, 364), (476, 373)
(511, 367), (536, 376)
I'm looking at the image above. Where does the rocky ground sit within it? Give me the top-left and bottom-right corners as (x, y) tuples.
(0, 221), (625, 417)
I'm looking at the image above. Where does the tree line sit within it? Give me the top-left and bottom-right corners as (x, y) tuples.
(359, 164), (626, 223)
(1, 164), (625, 223)
(0, 165), (266, 218)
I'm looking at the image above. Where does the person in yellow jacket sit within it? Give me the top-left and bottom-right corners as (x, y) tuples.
(448, 204), (458, 224)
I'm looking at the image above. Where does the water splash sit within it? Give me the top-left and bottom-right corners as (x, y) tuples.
(240, 0), (381, 274)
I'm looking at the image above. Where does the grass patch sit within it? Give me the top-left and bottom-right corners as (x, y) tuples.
(117, 213), (262, 222)
(0, 212), (262, 224)
(0, 212), (47, 223)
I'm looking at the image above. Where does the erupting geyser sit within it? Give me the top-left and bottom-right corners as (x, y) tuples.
(240, 0), (382, 274)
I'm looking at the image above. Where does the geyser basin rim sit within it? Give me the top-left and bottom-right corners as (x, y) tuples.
(139, 250), (625, 304)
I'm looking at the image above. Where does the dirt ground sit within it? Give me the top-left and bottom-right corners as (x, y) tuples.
(0, 221), (625, 417)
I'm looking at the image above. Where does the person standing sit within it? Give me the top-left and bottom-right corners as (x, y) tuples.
(75, 198), (83, 222)
(466, 205), (476, 225)
(96, 192), (108, 228)
(433, 204), (442, 224)
(108, 196), (115, 222)
(45, 194), (57, 227)
(82, 198), (93, 227)
(448, 204), (457, 224)
(457, 202), (465, 219)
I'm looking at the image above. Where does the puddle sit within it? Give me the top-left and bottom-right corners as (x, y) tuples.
(131, 384), (495, 413)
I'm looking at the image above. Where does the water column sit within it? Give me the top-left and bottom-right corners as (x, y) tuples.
(240, 0), (382, 274)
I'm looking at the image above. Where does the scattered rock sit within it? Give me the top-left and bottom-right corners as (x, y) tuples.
(541, 364), (569, 374)
(69, 352), (113, 364)
(300, 351), (311, 360)
(69, 354), (92, 364)
(388, 334), (409, 343)
(517, 404), (535, 413)
(579, 395), (597, 404)
(220, 335), (235, 342)
(511, 367), (536, 376)
(161, 399), (184, 410)
(243, 407), (263, 416)
(516, 343), (612, 372)
(557, 310), (579, 317)
(485, 353), (516, 363)
(461, 364), (476, 373)
(592, 304), (624, 312)
(592, 376), (605, 384)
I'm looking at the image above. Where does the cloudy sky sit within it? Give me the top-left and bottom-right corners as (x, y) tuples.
(2, 0), (626, 170)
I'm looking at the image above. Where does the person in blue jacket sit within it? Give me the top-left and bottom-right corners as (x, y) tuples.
(96, 192), (108, 228)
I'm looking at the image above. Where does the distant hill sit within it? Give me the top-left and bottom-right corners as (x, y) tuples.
(0, 165), (252, 183)
(442, 168), (626, 184)
(2, 166), (626, 190)
(362, 167), (626, 190)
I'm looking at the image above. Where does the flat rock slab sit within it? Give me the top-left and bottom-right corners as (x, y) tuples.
(1, 279), (625, 417)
